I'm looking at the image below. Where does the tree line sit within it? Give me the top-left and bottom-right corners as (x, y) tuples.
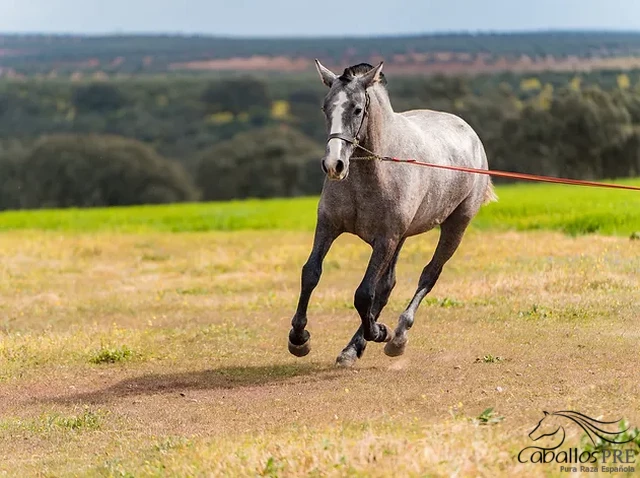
(1, 69), (640, 210)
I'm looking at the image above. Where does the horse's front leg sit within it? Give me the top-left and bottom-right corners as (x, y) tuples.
(288, 219), (339, 357)
(337, 239), (405, 366)
(352, 238), (400, 346)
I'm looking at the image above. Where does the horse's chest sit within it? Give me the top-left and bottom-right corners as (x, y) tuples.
(338, 194), (410, 240)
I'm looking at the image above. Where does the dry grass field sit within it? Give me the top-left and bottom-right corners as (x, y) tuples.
(0, 225), (639, 477)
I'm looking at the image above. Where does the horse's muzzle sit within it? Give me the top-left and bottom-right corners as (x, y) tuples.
(322, 158), (348, 181)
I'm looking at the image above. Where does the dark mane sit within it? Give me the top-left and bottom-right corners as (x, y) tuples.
(338, 63), (387, 86)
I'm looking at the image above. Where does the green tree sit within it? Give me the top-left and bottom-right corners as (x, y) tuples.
(0, 142), (28, 210)
(549, 88), (632, 178)
(495, 104), (559, 176)
(201, 77), (271, 117)
(287, 88), (326, 141)
(195, 125), (324, 201)
(72, 82), (127, 113)
(612, 89), (640, 123)
(21, 134), (199, 208)
(600, 129), (640, 178)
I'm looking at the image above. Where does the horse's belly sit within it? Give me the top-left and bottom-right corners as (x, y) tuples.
(342, 197), (447, 241)
(404, 198), (458, 236)
(405, 213), (443, 237)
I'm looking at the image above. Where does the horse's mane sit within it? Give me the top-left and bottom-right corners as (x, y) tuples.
(339, 63), (388, 86)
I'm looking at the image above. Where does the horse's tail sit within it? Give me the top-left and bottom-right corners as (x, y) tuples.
(483, 178), (498, 205)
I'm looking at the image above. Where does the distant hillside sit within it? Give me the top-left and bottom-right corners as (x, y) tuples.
(2, 31), (640, 77)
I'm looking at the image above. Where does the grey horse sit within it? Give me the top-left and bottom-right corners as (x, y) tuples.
(288, 60), (497, 367)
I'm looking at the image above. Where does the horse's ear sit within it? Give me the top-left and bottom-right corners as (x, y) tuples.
(360, 62), (384, 88)
(543, 411), (549, 416)
(314, 59), (337, 88)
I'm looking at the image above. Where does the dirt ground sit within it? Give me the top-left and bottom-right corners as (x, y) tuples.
(0, 229), (638, 477)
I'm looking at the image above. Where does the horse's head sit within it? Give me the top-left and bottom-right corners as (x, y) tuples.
(314, 59), (385, 181)
(529, 411), (563, 441)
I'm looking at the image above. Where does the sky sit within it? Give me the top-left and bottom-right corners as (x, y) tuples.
(1, 0), (640, 37)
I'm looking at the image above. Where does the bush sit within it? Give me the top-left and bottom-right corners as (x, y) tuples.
(72, 82), (127, 113)
(21, 134), (199, 208)
(0, 141), (28, 210)
(195, 125), (324, 201)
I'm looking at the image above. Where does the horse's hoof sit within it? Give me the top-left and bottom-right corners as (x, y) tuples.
(288, 338), (311, 357)
(384, 337), (407, 357)
(335, 349), (358, 368)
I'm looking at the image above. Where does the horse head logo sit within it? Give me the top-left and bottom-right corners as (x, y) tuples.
(528, 410), (633, 448)
(527, 411), (566, 449)
(529, 411), (563, 442)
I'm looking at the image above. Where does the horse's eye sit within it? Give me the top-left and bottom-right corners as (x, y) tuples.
(354, 107), (363, 115)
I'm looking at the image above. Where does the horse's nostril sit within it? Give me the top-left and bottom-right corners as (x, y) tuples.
(321, 160), (328, 174)
(335, 160), (344, 174)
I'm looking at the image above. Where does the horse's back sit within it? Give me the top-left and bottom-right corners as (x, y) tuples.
(398, 109), (487, 167)
(391, 108), (493, 236)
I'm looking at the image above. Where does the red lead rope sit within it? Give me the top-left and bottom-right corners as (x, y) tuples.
(346, 138), (640, 191)
(334, 103), (640, 191)
(379, 156), (640, 191)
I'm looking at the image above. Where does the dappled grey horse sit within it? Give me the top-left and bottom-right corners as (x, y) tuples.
(288, 60), (497, 366)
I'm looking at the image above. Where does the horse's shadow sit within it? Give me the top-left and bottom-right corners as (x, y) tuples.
(42, 362), (345, 405)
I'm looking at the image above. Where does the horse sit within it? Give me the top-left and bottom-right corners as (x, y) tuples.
(287, 60), (497, 367)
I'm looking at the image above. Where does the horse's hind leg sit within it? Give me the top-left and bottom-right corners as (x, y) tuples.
(384, 203), (474, 357)
(288, 218), (339, 357)
(336, 239), (404, 367)
(336, 325), (366, 367)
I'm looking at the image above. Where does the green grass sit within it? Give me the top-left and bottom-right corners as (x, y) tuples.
(88, 345), (134, 364)
(473, 177), (640, 236)
(0, 178), (639, 236)
(0, 409), (104, 434)
(0, 197), (320, 233)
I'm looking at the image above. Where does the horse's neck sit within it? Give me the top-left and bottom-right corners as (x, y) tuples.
(361, 87), (394, 155)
